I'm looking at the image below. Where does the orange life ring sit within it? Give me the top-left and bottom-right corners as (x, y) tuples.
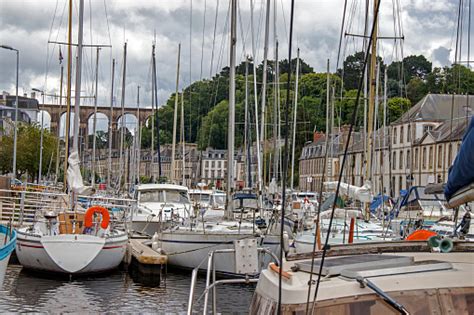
(406, 229), (437, 241)
(84, 206), (110, 229)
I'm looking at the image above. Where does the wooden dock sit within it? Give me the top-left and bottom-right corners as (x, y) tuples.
(125, 237), (167, 286)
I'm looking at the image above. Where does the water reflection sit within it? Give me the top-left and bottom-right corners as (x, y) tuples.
(1, 265), (255, 313)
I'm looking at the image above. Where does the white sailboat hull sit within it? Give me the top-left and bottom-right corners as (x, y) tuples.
(16, 229), (127, 274)
(159, 231), (280, 276)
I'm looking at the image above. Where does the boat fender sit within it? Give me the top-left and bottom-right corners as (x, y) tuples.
(84, 206), (110, 229)
(151, 232), (160, 251)
(282, 231), (290, 254)
(439, 238), (454, 253)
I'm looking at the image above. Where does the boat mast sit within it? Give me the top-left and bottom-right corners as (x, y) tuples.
(91, 47), (100, 187)
(250, 0), (263, 208)
(290, 48), (300, 191)
(272, 41), (279, 183)
(365, 0), (379, 218)
(181, 91), (185, 186)
(260, 0), (271, 187)
(152, 43), (162, 179)
(150, 46), (155, 180)
(225, 0), (237, 219)
(244, 56), (249, 187)
(107, 59), (115, 189)
(55, 61), (64, 184)
(136, 85), (140, 184)
(72, 0), (85, 154)
(171, 43), (181, 184)
(118, 42), (127, 190)
(63, 0), (73, 188)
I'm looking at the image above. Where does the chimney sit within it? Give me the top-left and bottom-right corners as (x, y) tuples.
(23, 93), (27, 97)
(313, 131), (324, 142)
(31, 92), (36, 99)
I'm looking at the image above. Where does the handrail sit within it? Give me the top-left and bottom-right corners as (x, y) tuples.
(187, 246), (279, 315)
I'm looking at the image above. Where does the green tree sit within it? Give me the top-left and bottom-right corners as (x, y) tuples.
(387, 55), (432, 82)
(386, 97), (411, 123)
(0, 123), (57, 181)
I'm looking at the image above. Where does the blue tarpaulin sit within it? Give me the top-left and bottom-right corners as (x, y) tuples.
(445, 117), (474, 200)
(370, 194), (391, 212)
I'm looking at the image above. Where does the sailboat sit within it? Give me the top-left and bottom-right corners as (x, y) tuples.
(15, 0), (128, 275)
(158, 0), (281, 275)
(0, 224), (16, 287)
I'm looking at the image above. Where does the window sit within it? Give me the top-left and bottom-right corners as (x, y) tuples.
(399, 176), (403, 191)
(429, 146), (433, 169)
(447, 144), (453, 165)
(399, 151), (404, 169)
(211, 161), (215, 168)
(423, 124), (433, 134)
(406, 149), (411, 170)
(392, 152), (397, 170)
(393, 127), (397, 144)
(414, 148), (419, 170)
(437, 145), (443, 168)
(422, 147), (427, 169)
(400, 126), (404, 144)
(407, 124), (411, 142)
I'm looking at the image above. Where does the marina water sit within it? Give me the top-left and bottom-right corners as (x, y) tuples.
(1, 264), (254, 313)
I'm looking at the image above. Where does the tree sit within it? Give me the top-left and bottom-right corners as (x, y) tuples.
(386, 97), (411, 123)
(387, 55), (432, 83)
(406, 77), (428, 104)
(338, 51), (385, 91)
(0, 123), (57, 181)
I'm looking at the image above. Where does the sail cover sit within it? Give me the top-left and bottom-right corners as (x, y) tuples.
(67, 150), (93, 195)
(445, 117), (474, 200)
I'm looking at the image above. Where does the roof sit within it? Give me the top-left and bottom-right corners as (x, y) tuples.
(135, 183), (189, 191)
(394, 93), (472, 124)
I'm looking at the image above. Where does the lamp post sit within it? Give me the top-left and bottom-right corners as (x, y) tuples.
(32, 88), (45, 184)
(0, 45), (19, 180)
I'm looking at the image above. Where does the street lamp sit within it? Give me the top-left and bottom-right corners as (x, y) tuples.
(32, 87), (45, 184)
(0, 45), (19, 180)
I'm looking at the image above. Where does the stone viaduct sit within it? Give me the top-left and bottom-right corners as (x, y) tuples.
(39, 103), (154, 149)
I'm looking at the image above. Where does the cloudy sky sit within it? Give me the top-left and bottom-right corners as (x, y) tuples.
(0, 0), (469, 119)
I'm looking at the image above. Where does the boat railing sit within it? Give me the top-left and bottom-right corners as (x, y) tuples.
(0, 189), (136, 228)
(187, 238), (279, 315)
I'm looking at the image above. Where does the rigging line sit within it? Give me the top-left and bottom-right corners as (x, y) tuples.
(189, 0), (193, 143)
(200, 0), (207, 81)
(336, 0), (348, 72)
(279, 0), (289, 46)
(311, 0), (382, 309)
(451, 0), (464, 141)
(206, 3), (231, 149)
(277, 0), (295, 313)
(209, 0), (220, 78)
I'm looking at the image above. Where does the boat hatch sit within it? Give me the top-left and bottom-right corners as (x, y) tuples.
(341, 260), (453, 279)
(295, 254), (414, 276)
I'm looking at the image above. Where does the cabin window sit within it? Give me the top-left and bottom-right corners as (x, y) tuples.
(400, 126), (404, 144)
(429, 146), (434, 169)
(437, 145), (443, 168)
(399, 151), (403, 170)
(422, 147), (427, 169)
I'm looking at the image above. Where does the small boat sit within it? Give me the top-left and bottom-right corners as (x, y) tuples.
(16, 202), (128, 275)
(0, 224), (16, 287)
(159, 193), (282, 275)
(250, 241), (474, 314)
(130, 183), (192, 235)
